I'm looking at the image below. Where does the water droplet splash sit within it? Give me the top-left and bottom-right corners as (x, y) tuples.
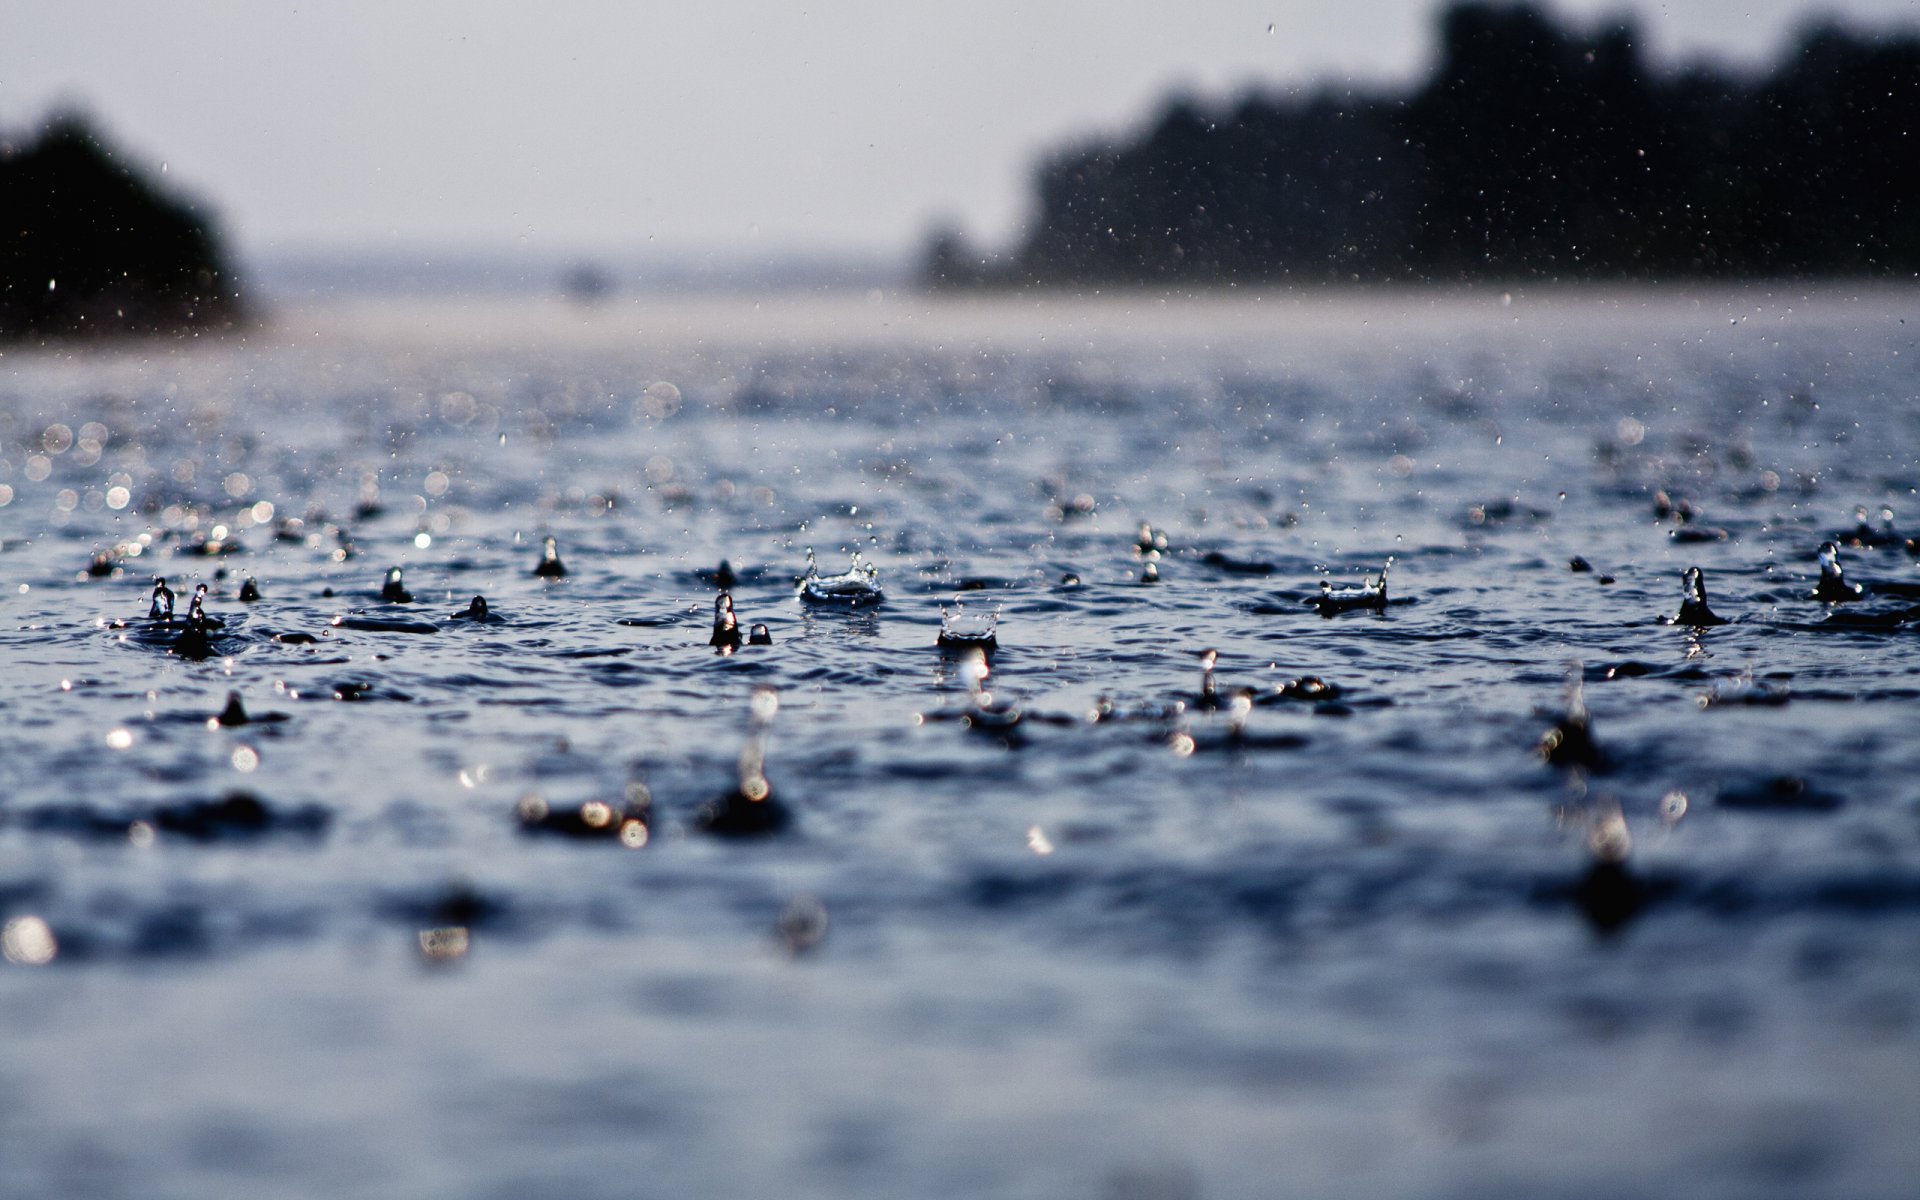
(1698, 667), (1790, 709)
(937, 595), (999, 650)
(451, 595), (499, 623)
(1312, 557), (1392, 616)
(798, 546), (884, 606)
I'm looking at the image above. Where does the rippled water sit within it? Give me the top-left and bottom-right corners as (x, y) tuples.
(2, 287), (1918, 1199)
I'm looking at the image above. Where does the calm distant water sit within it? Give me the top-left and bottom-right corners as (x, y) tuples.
(2, 287), (1917, 1200)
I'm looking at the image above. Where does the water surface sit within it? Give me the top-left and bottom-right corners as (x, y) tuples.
(2, 286), (1917, 1199)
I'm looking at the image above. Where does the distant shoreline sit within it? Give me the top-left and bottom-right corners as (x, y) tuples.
(8, 278), (1900, 365)
(925, 1), (1920, 291)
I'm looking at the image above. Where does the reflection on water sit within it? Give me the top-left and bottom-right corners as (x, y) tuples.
(1, 288), (1918, 1198)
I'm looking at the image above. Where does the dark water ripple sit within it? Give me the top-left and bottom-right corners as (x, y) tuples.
(1, 290), (1918, 1198)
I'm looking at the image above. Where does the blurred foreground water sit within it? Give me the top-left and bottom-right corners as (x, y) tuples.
(2, 286), (1917, 1199)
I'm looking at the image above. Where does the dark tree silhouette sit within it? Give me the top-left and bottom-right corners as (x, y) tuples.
(0, 109), (246, 340)
(925, 1), (1920, 287)
(1399, 3), (1669, 278)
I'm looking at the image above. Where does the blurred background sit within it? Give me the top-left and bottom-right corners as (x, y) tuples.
(2, 0), (1917, 299)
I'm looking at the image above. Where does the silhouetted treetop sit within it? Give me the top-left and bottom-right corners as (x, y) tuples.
(926, 1), (1920, 287)
(1, 109), (246, 340)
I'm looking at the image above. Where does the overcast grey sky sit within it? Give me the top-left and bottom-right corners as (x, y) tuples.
(3, 1), (1914, 260)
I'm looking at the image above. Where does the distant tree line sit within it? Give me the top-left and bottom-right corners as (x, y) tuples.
(0, 110), (245, 340)
(924, 1), (1920, 287)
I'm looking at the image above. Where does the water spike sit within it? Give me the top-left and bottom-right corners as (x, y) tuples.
(1812, 540), (1863, 603)
(209, 690), (292, 726)
(1199, 648), (1219, 702)
(216, 691), (250, 727)
(710, 591), (743, 649)
(532, 534), (567, 578)
(748, 622), (774, 645)
(381, 566), (413, 603)
(147, 576), (175, 622)
(171, 586), (220, 660)
(1538, 660), (1602, 770)
(1674, 566), (1726, 626)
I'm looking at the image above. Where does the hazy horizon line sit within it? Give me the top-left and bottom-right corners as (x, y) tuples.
(243, 239), (917, 300)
